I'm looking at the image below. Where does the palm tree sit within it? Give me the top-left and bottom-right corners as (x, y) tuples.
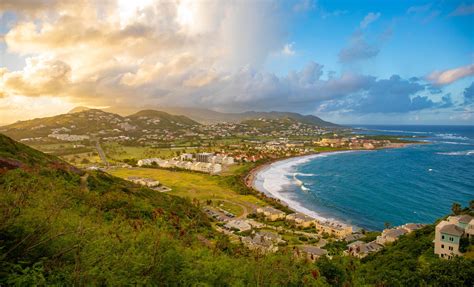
(451, 202), (462, 215)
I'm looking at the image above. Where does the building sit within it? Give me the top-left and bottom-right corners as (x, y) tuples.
(376, 228), (408, 245)
(347, 241), (383, 258)
(286, 213), (315, 228)
(241, 231), (285, 253)
(196, 152), (214, 163)
(344, 233), (364, 243)
(180, 153), (193, 161)
(296, 246), (328, 261)
(434, 215), (473, 259)
(256, 206), (286, 221)
(126, 176), (160, 187)
(224, 220), (252, 232)
(315, 220), (353, 238)
(400, 223), (426, 233)
(137, 157), (222, 174)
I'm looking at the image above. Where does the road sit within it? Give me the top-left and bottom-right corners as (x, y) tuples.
(95, 140), (109, 166)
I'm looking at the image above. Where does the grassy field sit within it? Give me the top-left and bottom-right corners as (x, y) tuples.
(108, 165), (265, 217)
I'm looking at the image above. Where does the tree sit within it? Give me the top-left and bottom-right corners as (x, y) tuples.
(470, 200), (474, 211)
(451, 202), (462, 215)
(384, 222), (391, 229)
(316, 256), (347, 287)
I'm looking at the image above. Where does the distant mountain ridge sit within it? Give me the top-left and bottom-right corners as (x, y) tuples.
(0, 107), (337, 140)
(67, 106), (338, 126)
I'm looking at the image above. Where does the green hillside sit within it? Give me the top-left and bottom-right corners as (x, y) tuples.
(0, 134), (323, 285)
(127, 109), (200, 128)
(0, 133), (472, 286)
(0, 109), (199, 141)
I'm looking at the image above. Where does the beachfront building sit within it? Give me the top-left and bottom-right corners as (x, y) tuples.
(315, 220), (353, 238)
(347, 241), (383, 258)
(256, 206), (286, 221)
(434, 214), (473, 259)
(295, 246), (328, 262)
(286, 213), (315, 228)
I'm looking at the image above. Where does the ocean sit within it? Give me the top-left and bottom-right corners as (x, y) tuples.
(254, 125), (474, 231)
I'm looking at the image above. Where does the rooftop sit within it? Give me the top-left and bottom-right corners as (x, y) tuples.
(440, 224), (464, 236)
(458, 214), (473, 224)
(299, 246), (327, 256)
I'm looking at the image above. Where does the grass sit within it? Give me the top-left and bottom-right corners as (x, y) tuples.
(108, 166), (266, 216)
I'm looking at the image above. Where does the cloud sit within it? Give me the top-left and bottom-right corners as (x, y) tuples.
(0, 0), (466, 121)
(463, 82), (474, 104)
(338, 32), (379, 63)
(449, 4), (474, 16)
(293, 0), (316, 12)
(360, 12), (380, 29)
(319, 75), (457, 114)
(0, 56), (71, 97)
(427, 64), (474, 85)
(407, 4), (432, 14)
(281, 42), (295, 56)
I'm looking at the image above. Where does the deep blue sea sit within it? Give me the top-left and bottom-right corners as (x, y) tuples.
(255, 125), (474, 231)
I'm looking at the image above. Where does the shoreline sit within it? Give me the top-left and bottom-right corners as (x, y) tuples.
(245, 143), (416, 228)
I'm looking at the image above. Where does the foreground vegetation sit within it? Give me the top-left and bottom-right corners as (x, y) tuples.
(1, 133), (473, 286)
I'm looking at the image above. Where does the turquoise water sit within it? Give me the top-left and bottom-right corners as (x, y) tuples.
(258, 125), (474, 231)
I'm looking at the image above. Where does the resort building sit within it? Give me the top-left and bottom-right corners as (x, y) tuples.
(434, 214), (473, 259)
(180, 153), (193, 161)
(347, 241), (383, 258)
(286, 213), (315, 228)
(400, 223), (426, 233)
(314, 220), (353, 238)
(241, 231), (285, 253)
(256, 206), (286, 221)
(295, 246), (328, 261)
(344, 233), (364, 243)
(224, 220), (252, 232)
(376, 228), (408, 245)
(196, 152), (214, 163)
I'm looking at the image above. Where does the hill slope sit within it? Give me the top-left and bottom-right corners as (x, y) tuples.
(0, 134), (322, 285)
(0, 109), (200, 140)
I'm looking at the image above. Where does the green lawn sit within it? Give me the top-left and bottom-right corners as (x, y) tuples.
(108, 167), (265, 216)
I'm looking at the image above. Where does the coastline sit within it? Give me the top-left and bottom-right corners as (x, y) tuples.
(245, 143), (416, 228)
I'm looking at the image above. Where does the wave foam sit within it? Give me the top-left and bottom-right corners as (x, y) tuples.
(367, 128), (431, 135)
(435, 133), (469, 141)
(254, 152), (355, 222)
(437, 150), (474, 156)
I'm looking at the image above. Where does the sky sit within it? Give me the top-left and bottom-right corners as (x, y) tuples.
(0, 0), (473, 125)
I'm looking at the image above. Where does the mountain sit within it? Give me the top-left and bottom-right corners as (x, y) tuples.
(0, 109), (200, 140)
(157, 107), (338, 126)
